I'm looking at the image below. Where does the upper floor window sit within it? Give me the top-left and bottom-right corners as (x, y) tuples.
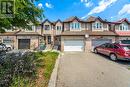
(119, 24), (129, 31)
(56, 26), (62, 31)
(92, 22), (103, 29)
(70, 22), (81, 30)
(44, 25), (50, 30)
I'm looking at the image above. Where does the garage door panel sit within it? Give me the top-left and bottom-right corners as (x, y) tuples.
(64, 46), (84, 51)
(18, 39), (30, 49)
(64, 40), (84, 51)
(65, 41), (84, 46)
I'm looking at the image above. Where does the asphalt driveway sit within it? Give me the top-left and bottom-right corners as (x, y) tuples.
(56, 52), (130, 87)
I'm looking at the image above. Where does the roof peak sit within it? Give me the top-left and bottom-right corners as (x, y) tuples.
(115, 18), (130, 24)
(64, 16), (85, 22)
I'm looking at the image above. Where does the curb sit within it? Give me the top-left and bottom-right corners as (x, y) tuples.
(48, 53), (61, 87)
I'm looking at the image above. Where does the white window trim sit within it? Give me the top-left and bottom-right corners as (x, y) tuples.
(70, 22), (81, 31)
(92, 22), (103, 31)
(56, 26), (62, 31)
(106, 24), (109, 31)
(44, 25), (51, 30)
(118, 24), (129, 31)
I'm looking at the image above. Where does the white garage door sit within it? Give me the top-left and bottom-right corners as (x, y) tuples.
(64, 40), (84, 51)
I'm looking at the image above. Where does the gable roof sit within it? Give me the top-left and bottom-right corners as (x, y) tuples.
(113, 18), (130, 24)
(52, 19), (62, 25)
(61, 30), (117, 36)
(86, 16), (96, 22)
(0, 30), (41, 36)
(86, 16), (108, 23)
(42, 19), (52, 24)
(64, 16), (85, 23)
(0, 30), (21, 36)
(16, 31), (41, 36)
(55, 19), (62, 23)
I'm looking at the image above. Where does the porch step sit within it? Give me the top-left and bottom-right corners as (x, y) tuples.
(45, 44), (52, 50)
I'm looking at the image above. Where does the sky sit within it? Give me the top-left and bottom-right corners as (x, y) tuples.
(35, 0), (130, 22)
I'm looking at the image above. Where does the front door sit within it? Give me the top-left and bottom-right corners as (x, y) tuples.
(48, 36), (51, 44)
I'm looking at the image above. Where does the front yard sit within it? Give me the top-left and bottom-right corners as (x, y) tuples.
(0, 51), (59, 87)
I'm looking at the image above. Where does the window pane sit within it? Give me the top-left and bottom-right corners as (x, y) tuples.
(78, 23), (80, 29)
(121, 40), (130, 44)
(45, 25), (50, 30)
(75, 23), (76, 29)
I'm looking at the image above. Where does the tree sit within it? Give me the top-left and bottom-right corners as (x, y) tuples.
(0, 0), (44, 33)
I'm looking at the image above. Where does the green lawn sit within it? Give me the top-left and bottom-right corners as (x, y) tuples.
(0, 51), (59, 87)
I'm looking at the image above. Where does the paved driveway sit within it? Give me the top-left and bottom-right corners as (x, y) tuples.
(56, 52), (130, 87)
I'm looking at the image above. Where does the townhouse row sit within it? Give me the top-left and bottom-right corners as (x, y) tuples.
(0, 16), (130, 51)
(42, 16), (130, 51)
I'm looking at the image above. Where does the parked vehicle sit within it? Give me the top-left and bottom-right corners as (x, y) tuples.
(0, 43), (13, 51)
(0, 45), (6, 64)
(115, 40), (130, 44)
(0, 44), (6, 51)
(94, 43), (130, 61)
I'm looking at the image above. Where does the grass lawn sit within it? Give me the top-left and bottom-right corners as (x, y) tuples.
(35, 51), (59, 87)
(0, 51), (59, 87)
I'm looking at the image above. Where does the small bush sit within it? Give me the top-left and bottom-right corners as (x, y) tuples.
(0, 51), (43, 87)
(10, 76), (35, 87)
(0, 51), (59, 87)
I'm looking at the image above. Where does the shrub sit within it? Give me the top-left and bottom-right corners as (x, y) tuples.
(0, 51), (44, 87)
(0, 51), (59, 87)
(10, 76), (35, 87)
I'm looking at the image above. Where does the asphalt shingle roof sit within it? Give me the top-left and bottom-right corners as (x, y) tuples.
(61, 30), (117, 36)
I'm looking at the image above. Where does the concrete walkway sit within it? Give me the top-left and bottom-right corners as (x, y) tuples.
(56, 52), (130, 87)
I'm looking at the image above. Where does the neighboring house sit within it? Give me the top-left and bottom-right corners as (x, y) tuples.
(42, 19), (54, 45)
(16, 31), (41, 50)
(42, 19), (63, 45)
(111, 18), (130, 40)
(0, 31), (18, 49)
(0, 24), (42, 50)
(53, 19), (63, 45)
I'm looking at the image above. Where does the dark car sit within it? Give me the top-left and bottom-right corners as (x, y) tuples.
(94, 43), (130, 61)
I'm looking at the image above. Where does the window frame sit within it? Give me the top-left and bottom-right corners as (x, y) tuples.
(92, 22), (103, 30)
(119, 24), (129, 31)
(70, 22), (81, 30)
(56, 26), (62, 31)
(44, 25), (50, 30)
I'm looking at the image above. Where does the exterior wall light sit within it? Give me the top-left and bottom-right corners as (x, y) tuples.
(85, 34), (89, 38)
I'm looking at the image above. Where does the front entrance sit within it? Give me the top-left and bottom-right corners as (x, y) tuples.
(18, 39), (30, 49)
(48, 36), (51, 44)
(64, 40), (84, 51)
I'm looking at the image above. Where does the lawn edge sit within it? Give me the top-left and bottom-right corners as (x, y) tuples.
(48, 52), (61, 87)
